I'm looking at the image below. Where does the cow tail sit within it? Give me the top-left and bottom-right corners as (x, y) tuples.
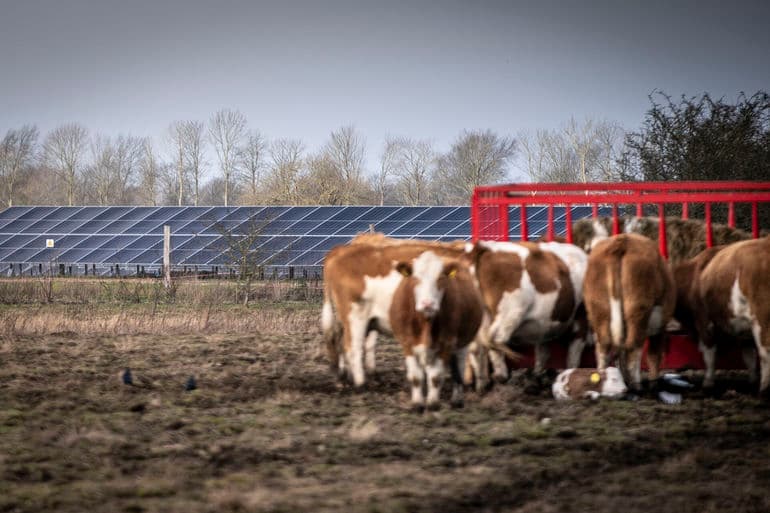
(608, 251), (625, 347)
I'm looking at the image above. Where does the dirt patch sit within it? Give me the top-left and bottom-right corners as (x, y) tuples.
(1, 331), (769, 513)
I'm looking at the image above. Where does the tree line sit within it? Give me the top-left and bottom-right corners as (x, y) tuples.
(1, 92), (767, 208)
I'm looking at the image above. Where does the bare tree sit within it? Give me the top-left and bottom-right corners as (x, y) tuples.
(182, 121), (206, 206)
(375, 136), (399, 205)
(391, 137), (434, 205)
(594, 121), (626, 181)
(322, 125), (366, 204)
(42, 123), (88, 206)
(517, 129), (547, 182)
(302, 152), (345, 204)
(83, 134), (144, 205)
(86, 135), (115, 205)
(517, 119), (625, 183)
(265, 138), (305, 205)
(436, 129), (516, 203)
(564, 118), (600, 183)
(240, 130), (267, 203)
(167, 121), (187, 206)
(209, 109), (247, 206)
(138, 139), (161, 206)
(0, 125), (38, 207)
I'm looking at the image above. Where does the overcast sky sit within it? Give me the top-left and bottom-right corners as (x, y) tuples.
(1, 0), (768, 176)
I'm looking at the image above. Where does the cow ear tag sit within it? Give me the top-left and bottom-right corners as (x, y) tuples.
(590, 372), (601, 384)
(448, 269), (457, 279)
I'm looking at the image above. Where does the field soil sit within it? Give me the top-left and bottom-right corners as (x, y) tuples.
(1, 329), (769, 513)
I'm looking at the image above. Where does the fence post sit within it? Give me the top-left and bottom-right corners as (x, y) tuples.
(163, 225), (171, 289)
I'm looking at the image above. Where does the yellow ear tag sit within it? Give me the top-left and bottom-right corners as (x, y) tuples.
(590, 372), (601, 384)
(399, 268), (410, 277)
(448, 269), (457, 279)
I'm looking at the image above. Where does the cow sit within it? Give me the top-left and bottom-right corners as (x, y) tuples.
(321, 239), (469, 387)
(572, 215), (753, 263)
(552, 367), (627, 400)
(466, 240), (589, 383)
(583, 233), (676, 391)
(389, 251), (485, 411)
(672, 237), (770, 394)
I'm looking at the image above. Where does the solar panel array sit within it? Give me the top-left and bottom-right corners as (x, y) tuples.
(0, 205), (594, 277)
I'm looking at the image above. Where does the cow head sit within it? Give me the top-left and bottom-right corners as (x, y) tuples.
(396, 251), (460, 319)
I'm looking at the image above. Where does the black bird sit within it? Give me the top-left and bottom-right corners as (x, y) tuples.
(185, 375), (197, 391)
(122, 368), (133, 385)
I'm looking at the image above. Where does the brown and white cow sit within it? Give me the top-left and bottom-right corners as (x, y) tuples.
(321, 239), (467, 387)
(672, 237), (770, 393)
(466, 240), (589, 382)
(583, 233), (676, 391)
(552, 367), (627, 401)
(572, 215), (753, 263)
(389, 251), (485, 410)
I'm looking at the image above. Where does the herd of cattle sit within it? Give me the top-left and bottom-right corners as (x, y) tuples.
(320, 216), (769, 410)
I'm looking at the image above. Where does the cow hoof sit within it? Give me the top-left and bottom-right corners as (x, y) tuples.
(450, 399), (464, 409)
(426, 402), (441, 412)
(410, 403), (426, 414)
(493, 373), (510, 384)
(474, 378), (491, 394)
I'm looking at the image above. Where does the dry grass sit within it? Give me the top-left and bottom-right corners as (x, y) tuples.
(0, 276), (323, 337)
(0, 276), (323, 305)
(0, 302), (320, 337)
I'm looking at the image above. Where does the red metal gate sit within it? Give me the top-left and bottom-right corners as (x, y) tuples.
(470, 181), (770, 370)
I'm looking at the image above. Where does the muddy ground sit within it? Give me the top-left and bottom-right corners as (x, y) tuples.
(1, 331), (769, 513)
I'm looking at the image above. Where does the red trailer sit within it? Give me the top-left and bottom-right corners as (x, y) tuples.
(470, 181), (770, 370)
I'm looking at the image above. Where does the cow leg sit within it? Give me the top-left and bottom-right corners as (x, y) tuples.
(463, 341), (476, 387)
(450, 346), (468, 408)
(405, 355), (425, 411)
(594, 326), (612, 371)
(566, 336), (587, 369)
(425, 356), (445, 411)
(753, 322), (770, 396)
(742, 343), (758, 385)
(622, 309), (650, 391)
(624, 344), (643, 392)
(534, 342), (550, 374)
(489, 349), (509, 383)
(364, 330), (378, 374)
(646, 333), (665, 382)
(467, 317), (492, 391)
(345, 313), (368, 387)
(337, 353), (347, 381)
(699, 340), (717, 390)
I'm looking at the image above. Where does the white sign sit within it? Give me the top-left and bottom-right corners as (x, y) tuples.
(46, 239), (54, 248)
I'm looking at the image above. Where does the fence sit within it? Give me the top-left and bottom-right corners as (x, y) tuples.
(472, 181), (770, 257)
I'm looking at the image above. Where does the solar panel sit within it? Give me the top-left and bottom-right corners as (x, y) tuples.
(0, 205), (601, 276)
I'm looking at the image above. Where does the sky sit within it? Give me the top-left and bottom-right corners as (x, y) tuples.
(1, 0), (769, 178)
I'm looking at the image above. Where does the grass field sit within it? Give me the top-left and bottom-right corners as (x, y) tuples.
(1, 302), (769, 513)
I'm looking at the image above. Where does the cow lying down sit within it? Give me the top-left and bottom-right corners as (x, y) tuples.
(552, 367), (628, 400)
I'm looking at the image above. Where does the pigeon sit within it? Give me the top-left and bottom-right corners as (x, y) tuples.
(122, 368), (133, 385)
(185, 375), (197, 391)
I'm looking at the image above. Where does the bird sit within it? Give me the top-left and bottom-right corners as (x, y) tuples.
(185, 375), (197, 391)
(122, 368), (133, 385)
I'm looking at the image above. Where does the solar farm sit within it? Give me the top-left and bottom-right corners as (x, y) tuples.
(2, 191), (770, 513)
(0, 204), (596, 277)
